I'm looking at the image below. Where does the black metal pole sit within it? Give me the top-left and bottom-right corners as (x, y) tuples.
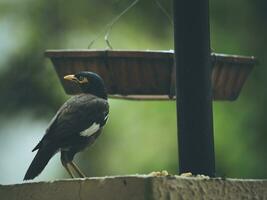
(173, 0), (215, 176)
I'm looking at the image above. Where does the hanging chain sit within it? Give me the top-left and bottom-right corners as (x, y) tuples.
(88, 0), (172, 49)
(88, 0), (140, 49)
(153, 0), (173, 26)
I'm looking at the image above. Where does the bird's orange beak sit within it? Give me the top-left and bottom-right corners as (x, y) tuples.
(64, 74), (77, 82)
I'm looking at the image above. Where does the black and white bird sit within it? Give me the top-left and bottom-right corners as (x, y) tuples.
(24, 71), (109, 180)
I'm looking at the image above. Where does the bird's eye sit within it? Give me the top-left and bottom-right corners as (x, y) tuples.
(78, 76), (84, 81)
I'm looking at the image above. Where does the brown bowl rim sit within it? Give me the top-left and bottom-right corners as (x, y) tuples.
(45, 49), (257, 65)
(45, 49), (174, 59)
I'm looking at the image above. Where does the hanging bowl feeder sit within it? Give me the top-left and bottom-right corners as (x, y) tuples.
(45, 49), (256, 101)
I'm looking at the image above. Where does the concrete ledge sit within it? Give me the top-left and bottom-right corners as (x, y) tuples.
(1, 175), (267, 200)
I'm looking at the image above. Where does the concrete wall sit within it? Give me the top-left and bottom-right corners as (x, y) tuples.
(1, 175), (267, 200)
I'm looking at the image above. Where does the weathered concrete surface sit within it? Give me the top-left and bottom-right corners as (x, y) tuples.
(0, 175), (267, 200)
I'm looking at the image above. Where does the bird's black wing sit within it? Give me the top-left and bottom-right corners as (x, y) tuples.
(33, 94), (109, 151)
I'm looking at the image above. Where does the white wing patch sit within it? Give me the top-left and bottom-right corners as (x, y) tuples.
(104, 114), (109, 122)
(80, 123), (100, 137)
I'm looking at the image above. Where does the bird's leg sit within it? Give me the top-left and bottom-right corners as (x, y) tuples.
(70, 161), (86, 178)
(61, 151), (76, 178)
(63, 162), (75, 178)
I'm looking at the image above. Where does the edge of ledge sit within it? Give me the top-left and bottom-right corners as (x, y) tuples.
(1, 175), (267, 200)
(2, 174), (267, 187)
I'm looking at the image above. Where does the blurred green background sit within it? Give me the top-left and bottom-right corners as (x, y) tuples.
(0, 0), (266, 184)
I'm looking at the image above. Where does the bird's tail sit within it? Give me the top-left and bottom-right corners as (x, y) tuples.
(24, 147), (56, 180)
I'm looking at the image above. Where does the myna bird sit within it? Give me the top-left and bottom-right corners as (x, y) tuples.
(24, 71), (109, 180)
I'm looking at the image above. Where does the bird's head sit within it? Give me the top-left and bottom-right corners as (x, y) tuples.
(64, 71), (107, 99)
